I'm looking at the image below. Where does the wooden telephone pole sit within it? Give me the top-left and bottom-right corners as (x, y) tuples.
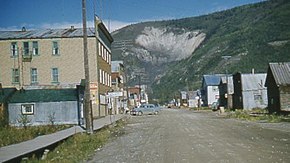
(82, 0), (93, 133)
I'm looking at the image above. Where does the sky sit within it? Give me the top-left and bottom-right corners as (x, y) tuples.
(0, 0), (264, 32)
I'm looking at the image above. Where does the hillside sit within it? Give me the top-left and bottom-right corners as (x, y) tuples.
(111, 0), (290, 103)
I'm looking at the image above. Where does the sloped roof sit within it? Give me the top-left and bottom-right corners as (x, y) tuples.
(0, 28), (96, 40)
(0, 88), (17, 103)
(9, 89), (78, 103)
(241, 73), (267, 91)
(268, 62), (290, 86)
(203, 74), (225, 86)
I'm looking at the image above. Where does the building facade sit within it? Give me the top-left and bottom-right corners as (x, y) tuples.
(233, 72), (268, 110)
(0, 16), (113, 118)
(265, 62), (290, 113)
(201, 74), (224, 106)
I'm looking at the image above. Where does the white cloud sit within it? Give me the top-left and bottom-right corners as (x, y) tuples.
(0, 19), (132, 32)
(103, 20), (133, 32)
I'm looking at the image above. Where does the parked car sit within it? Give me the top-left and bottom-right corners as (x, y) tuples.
(211, 101), (220, 111)
(130, 104), (159, 116)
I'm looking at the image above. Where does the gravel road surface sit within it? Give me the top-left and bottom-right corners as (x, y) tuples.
(87, 109), (290, 163)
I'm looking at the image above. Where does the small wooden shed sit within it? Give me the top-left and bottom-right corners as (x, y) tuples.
(265, 62), (290, 113)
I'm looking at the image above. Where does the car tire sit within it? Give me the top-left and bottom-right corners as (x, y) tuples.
(138, 111), (143, 116)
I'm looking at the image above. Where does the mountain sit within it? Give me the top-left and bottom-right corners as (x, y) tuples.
(111, 0), (290, 103)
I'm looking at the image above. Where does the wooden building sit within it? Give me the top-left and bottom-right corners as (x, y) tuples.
(265, 62), (290, 113)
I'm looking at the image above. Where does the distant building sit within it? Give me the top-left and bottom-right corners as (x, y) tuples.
(110, 61), (125, 114)
(219, 76), (234, 109)
(0, 16), (113, 118)
(187, 90), (201, 108)
(201, 74), (225, 106)
(265, 62), (290, 113)
(128, 87), (141, 107)
(233, 72), (267, 110)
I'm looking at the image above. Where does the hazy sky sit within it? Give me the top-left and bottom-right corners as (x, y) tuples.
(0, 0), (264, 32)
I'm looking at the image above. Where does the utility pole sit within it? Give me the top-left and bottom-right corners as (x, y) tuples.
(222, 55), (231, 109)
(82, 0), (93, 134)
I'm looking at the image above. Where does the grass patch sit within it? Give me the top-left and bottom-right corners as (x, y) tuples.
(0, 125), (70, 147)
(25, 119), (127, 163)
(227, 109), (290, 123)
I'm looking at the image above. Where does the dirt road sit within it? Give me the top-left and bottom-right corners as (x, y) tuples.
(87, 109), (290, 163)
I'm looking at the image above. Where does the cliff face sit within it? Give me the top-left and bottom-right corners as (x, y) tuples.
(133, 27), (206, 63)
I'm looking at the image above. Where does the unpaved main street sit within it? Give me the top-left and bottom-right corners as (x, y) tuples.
(87, 109), (290, 163)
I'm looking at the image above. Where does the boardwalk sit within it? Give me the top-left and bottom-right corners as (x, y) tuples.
(0, 114), (125, 162)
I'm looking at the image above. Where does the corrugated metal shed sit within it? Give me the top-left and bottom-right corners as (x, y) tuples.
(0, 28), (96, 40)
(241, 73), (267, 91)
(9, 89), (78, 103)
(269, 62), (290, 86)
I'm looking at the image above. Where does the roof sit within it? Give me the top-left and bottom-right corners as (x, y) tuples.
(0, 28), (96, 40)
(241, 73), (267, 91)
(203, 74), (225, 86)
(0, 88), (17, 103)
(268, 62), (290, 86)
(9, 89), (78, 103)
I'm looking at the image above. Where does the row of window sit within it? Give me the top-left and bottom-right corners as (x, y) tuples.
(98, 42), (111, 64)
(11, 41), (111, 65)
(10, 41), (59, 56)
(12, 68), (59, 84)
(11, 67), (112, 87)
(99, 69), (111, 87)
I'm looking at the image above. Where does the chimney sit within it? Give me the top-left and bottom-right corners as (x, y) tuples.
(22, 27), (26, 32)
(70, 26), (74, 30)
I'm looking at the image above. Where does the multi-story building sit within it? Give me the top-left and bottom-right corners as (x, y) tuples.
(0, 16), (113, 118)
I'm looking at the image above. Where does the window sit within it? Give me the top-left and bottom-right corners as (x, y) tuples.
(21, 104), (34, 115)
(98, 42), (101, 56)
(12, 68), (20, 83)
(32, 41), (39, 55)
(254, 94), (262, 101)
(109, 75), (111, 87)
(31, 68), (38, 84)
(52, 41), (59, 55)
(212, 86), (219, 92)
(51, 68), (59, 83)
(99, 69), (102, 84)
(23, 42), (29, 55)
(11, 42), (18, 57)
(103, 71), (105, 84)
